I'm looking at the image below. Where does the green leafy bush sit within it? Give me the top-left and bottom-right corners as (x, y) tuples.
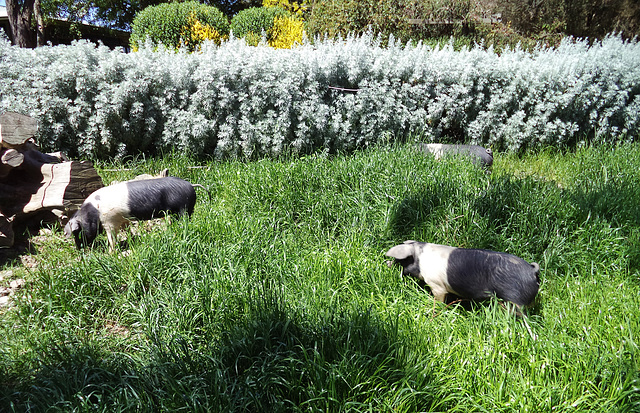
(305, 0), (413, 42)
(130, 1), (229, 51)
(304, 0), (481, 44)
(230, 6), (289, 46)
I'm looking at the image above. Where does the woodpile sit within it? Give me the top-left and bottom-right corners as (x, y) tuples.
(0, 112), (104, 248)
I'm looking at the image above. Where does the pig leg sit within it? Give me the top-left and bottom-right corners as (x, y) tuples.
(104, 225), (119, 252)
(103, 217), (127, 252)
(428, 284), (449, 302)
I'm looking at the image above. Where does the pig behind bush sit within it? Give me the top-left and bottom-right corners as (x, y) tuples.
(416, 143), (493, 169)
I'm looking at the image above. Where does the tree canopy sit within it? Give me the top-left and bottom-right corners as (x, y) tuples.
(43, 0), (260, 30)
(3, 0), (261, 48)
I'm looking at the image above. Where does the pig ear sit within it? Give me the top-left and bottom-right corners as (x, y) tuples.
(385, 244), (415, 260)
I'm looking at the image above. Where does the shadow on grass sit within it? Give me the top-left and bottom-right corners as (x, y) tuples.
(0, 297), (435, 412)
(387, 172), (640, 279)
(385, 176), (459, 240)
(570, 179), (640, 275)
(386, 174), (563, 254)
(0, 219), (48, 267)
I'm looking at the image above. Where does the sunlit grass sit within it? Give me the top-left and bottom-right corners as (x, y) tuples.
(1, 143), (639, 412)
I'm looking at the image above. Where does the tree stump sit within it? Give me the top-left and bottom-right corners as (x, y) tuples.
(0, 112), (104, 248)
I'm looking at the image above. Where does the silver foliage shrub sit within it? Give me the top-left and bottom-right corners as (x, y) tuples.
(0, 32), (638, 159)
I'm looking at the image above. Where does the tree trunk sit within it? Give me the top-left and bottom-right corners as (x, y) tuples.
(5, 0), (37, 48)
(34, 0), (45, 47)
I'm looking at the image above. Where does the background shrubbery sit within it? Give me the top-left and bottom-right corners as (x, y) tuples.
(0, 33), (638, 160)
(305, 0), (413, 43)
(230, 6), (292, 46)
(304, 0), (640, 48)
(130, 1), (230, 51)
(497, 0), (640, 39)
(130, 2), (304, 51)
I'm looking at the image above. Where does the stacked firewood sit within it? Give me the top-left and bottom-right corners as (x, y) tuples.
(0, 112), (104, 248)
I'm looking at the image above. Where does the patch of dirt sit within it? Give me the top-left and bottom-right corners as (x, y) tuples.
(19, 254), (38, 269)
(0, 226), (63, 309)
(0, 270), (25, 309)
(104, 320), (131, 338)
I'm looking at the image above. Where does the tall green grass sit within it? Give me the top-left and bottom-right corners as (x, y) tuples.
(1, 144), (639, 412)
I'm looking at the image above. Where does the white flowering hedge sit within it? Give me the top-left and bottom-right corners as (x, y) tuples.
(1, 32), (639, 159)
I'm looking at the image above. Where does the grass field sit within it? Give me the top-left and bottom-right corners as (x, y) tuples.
(1, 143), (639, 412)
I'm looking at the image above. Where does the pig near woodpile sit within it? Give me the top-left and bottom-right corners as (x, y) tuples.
(64, 177), (200, 251)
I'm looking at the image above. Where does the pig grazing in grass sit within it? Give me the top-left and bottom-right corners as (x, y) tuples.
(386, 240), (540, 312)
(65, 177), (198, 251)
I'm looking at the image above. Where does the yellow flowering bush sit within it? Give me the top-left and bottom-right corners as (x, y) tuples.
(262, 0), (306, 19)
(269, 15), (304, 49)
(130, 1), (229, 52)
(181, 12), (228, 50)
(231, 5), (304, 49)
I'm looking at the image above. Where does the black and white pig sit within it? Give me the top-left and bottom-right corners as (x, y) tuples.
(385, 240), (540, 311)
(416, 143), (493, 169)
(64, 177), (199, 251)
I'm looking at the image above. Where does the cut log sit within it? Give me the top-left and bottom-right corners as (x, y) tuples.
(0, 161), (103, 217)
(0, 149), (18, 178)
(0, 160), (104, 248)
(1, 149), (25, 168)
(0, 113), (104, 248)
(0, 112), (38, 148)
